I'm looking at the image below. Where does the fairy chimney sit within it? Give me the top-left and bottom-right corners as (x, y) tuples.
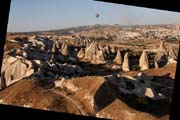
(85, 42), (98, 60)
(139, 51), (149, 71)
(95, 49), (107, 64)
(111, 46), (116, 53)
(105, 44), (110, 54)
(98, 43), (104, 50)
(77, 48), (85, 59)
(168, 45), (177, 60)
(51, 40), (60, 63)
(154, 41), (168, 68)
(61, 43), (70, 56)
(159, 40), (167, 55)
(113, 50), (122, 65)
(122, 52), (130, 71)
(0, 71), (7, 89)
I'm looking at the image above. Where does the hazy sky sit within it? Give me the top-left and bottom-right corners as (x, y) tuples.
(7, 0), (180, 32)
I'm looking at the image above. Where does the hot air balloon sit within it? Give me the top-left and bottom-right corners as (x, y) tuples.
(96, 13), (100, 18)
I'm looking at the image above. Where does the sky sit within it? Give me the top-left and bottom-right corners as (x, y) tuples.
(7, 0), (180, 32)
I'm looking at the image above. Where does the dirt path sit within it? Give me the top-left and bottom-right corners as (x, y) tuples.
(46, 89), (87, 116)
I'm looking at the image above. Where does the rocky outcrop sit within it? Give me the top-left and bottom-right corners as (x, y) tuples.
(113, 50), (122, 65)
(159, 41), (167, 55)
(122, 52), (130, 71)
(61, 42), (70, 56)
(106, 73), (168, 100)
(77, 48), (85, 59)
(31, 39), (46, 51)
(104, 44), (110, 55)
(92, 50), (107, 64)
(98, 43), (104, 50)
(168, 45), (177, 60)
(139, 51), (149, 71)
(145, 87), (155, 98)
(37, 61), (86, 79)
(60, 64), (86, 77)
(85, 42), (99, 61)
(111, 46), (116, 53)
(1, 55), (34, 87)
(51, 40), (60, 63)
(154, 41), (168, 68)
(0, 72), (6, 90)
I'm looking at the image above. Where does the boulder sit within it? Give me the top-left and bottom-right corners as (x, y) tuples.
(34, 60), (41, 65)
(112, 65), (121, 70)
(144, 87), (155, 98)
(167, 57), (177, 64)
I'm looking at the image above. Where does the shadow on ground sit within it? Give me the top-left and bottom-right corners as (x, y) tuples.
(94, 74), (173, 118)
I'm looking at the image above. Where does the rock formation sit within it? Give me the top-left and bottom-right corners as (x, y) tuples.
(61, 42), (70, 56)
(139, 51), (149, 71)
(106, 74), (167, 100)
(51, 39), (60, 63)
(168, 45), (177, 60)
(16, 48), (23, 56)
(85, 42), (98, 60)
(111, 46), (116, 53)
(159, 41), (167, 55)
(92, 49), (107, 64)
(1, 56), (34, 87)
(122, 52), (130, 71)
(62, 64), (85, 76)
(137, 72), (151, 85)
(145, 87), (155, 98)
(113, 50), (122, 65)
(77, 48), (85, 59)
(0, 71), (7, 90)
(98, 43), (104, 50)
(154, 41), (168, 68)
(105, 44), (110, 55)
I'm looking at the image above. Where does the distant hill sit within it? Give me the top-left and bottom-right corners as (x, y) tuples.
(8, 25), (99, 35)
(7, 23), (180, 35)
